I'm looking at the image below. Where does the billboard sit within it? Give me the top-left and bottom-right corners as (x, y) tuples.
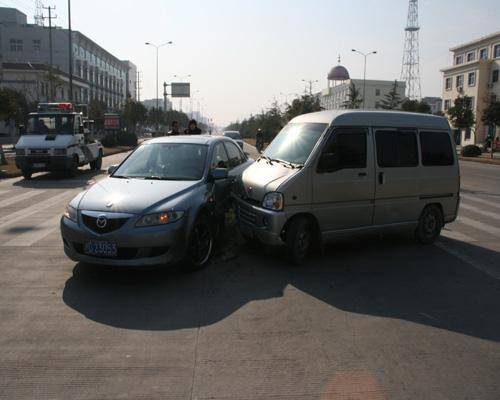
(171, 82), (190, 98)
(104, 113), (120, 129)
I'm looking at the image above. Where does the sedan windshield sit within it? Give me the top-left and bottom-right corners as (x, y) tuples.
(263, 122), (328, 164)
(224, 131), (241, 140)
(114, 143), (208, 181)
(27, 115), (75, 135)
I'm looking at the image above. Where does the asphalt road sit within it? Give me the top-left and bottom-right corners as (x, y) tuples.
(0, 151), (499, 399)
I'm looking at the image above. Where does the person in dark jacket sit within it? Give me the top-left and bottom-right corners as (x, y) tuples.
(184, 119), (202, 135)
(168, 120), (181, 135)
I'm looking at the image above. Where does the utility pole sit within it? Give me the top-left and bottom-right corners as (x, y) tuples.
(136, 70), (142, 101)
(67, 0), (73, 102)
(163, 81), (168, 112)
(351, 49), (377, 109)
(302, 79), (318, 96)
(43, 6), (57, 101)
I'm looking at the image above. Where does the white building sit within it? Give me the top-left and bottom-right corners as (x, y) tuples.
(319, 63), (406, 110)
(440, 31), (500, 145)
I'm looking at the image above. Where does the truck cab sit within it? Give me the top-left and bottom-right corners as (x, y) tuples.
(15, 102), (103, 179)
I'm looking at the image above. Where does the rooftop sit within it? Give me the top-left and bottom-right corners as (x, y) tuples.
(449, 31), (500, 52)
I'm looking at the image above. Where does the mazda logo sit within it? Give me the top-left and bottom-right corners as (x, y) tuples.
(96, 215), (107, 229)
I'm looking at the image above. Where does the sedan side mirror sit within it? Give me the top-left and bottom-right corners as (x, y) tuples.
(107, 164), (118, 175)
(210, 168), (228, 180)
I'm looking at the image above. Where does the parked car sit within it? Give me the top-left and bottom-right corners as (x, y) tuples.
(223, 131), (244, 150)
(60, 135), (253, 269)
(233, 110), (460, 264)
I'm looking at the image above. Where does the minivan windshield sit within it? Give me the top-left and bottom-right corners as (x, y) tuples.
(113, 143), (208, 181)
(27, 115), (75, 135)
(263, 122), (327, 164)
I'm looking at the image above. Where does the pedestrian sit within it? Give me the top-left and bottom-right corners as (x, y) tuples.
(184, 119), (202, 135)
(256, 128), (264, 153)
(168, 120), (181, 135)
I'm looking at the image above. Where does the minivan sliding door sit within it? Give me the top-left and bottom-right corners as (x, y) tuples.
(373, 128), (420, 225)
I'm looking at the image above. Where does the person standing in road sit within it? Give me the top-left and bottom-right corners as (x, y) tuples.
(184, 119), (202, 135)
(256, 128), (264, 153)
(168, 120), (181, 135)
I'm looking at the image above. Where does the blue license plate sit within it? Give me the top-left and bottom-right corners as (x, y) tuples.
(84, 240), (117, 257)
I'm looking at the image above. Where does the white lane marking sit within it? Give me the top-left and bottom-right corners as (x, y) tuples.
(460, 203), (500, 221)
(0, 191), (75, 229)
(460, 193), (500, 210)
(435, 242), (500, 280)
(0, 190), (45, 208)
(441, 229), (476, 242)
(457, 216), (500, 237)
(2, 214), (61, 247)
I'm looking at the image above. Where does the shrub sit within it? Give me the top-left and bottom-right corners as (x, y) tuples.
(462, 144), (482, 157)
(116, 131), (138, 147)
(101, 134), (118, 148)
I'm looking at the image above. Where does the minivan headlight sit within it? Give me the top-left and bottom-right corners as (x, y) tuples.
(64, 205), (78, 222)
(136, 211), (184, 227)
(262, 192), (284, 211)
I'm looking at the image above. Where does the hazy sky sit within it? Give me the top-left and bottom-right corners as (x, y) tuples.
(3, 0), (500, 125)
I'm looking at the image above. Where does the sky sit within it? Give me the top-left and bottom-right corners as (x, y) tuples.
(2, 0), (500, 126)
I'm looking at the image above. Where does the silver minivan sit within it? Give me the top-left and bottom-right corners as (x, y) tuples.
(234, 110), (460, 264)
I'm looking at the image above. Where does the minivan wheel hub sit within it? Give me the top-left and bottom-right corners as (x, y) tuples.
(423, 213), (437, 235)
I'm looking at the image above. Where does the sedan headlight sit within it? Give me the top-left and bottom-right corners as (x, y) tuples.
(54, 148), (66, 155)
(262, 192), (284, 211)
(64, 205), (78, 222)
(136, 211), (184, 227)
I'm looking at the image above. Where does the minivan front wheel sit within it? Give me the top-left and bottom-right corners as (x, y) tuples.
(415, 205), (443, 244)
(285, 216), (312, 265)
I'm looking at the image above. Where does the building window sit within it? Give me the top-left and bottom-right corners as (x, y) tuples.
(456, 74), (464, 88)
(465, 97), (475, 110)
(445, 77), (452, 91)
(466, 52), (475, 62)
(444, 99), (451, 111)
(33, 39), (41, 51)
(495, 44), (500, 58)
(375, 89), (380, 96)
(455, 54), (464, 65)
(493, 70), (499, 83)
(468, 72), (476, 86)
(10, 39), (23, 52)
(479, 48), (488, 60)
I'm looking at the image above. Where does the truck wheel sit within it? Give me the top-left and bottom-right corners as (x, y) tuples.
(22, 169), (32, 180)
(415, 205), (443, 244)
(285, 216), (312, 265)
(90, 153), (102, 171)
(183, 215), (214, 271)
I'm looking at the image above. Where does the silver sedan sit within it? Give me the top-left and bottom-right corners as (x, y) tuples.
(60, 135), (253, 269)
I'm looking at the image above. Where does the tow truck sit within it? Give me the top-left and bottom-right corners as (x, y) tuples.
(14, 102), (103, 179)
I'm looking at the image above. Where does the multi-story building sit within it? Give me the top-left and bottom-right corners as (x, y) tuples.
(319, 63), (406, 110)
(441, 31), (500, 145)
(422, 97), (443, 115)
(141, 98), (172, 111)
(0, 7), (134, 110)
(123, 60), (137, 100)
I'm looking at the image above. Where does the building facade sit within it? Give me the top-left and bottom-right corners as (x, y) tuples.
(441, 31), (500, 145)
(422, 97), (443, 115)
(123, 60), (137, 101)
(0, 7), (133, 110)
(320, 78), (406, 110)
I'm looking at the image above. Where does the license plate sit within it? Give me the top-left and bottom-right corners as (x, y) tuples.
(84, 240), (117, 257)
(33, 163), (45, 168)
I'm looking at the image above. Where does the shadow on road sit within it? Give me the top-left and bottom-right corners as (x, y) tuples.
(13, 169), (104, 189)
(62, 235), (500, 341)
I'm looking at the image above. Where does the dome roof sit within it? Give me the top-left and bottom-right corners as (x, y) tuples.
(327, 65), (350, 81)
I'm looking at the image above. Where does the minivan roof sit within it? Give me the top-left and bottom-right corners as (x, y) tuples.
(290, 110), (450, 130)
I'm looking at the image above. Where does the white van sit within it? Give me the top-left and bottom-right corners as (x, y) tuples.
(234, 110), (460, 264)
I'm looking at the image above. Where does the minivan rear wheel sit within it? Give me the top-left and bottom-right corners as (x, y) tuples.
(415, 205), (443, 244)
(285, 216), (312, 265)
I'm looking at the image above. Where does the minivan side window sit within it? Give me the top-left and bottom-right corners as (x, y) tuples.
(224, 141), (244, 169)
(420, 131), (454, 166)
(318, 128), (367, 172)
(376, 129), (418, 167)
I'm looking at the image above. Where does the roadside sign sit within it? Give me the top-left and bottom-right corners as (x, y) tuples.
(171, 82), (190, 98)
(104, 113), (120, 129)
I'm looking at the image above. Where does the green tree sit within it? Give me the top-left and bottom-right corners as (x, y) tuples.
(342, 82), (363, 109)
(401, 99), (432, 114)
(447, 95), (475, 133)
(88, 100), (107, 130)
(122, 99), (147, 132)
(285, 94), (322, 121)
(481, 95), (500, 157)
(378, 80), (403, 110)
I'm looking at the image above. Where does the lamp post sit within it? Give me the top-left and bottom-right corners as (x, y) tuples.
(173, 74), (191, 112)
(351, 49), (377, 109)
(302, 79), (318, 95)
(145, 41), (173, 110)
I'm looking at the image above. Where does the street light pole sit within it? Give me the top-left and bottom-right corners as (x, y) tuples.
(145, 41), (173, 110)
(351, 49), (377, 109)
(68, 0), (73, 102)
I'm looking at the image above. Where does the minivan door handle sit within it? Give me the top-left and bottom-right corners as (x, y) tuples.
(378, 172), (385, 185)
(358, 172), (367, 177)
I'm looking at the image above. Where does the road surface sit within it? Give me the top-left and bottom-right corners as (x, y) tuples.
(0, 155), (499, 399)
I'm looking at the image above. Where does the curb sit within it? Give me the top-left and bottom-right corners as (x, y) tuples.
(459, 156), (500, 166)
